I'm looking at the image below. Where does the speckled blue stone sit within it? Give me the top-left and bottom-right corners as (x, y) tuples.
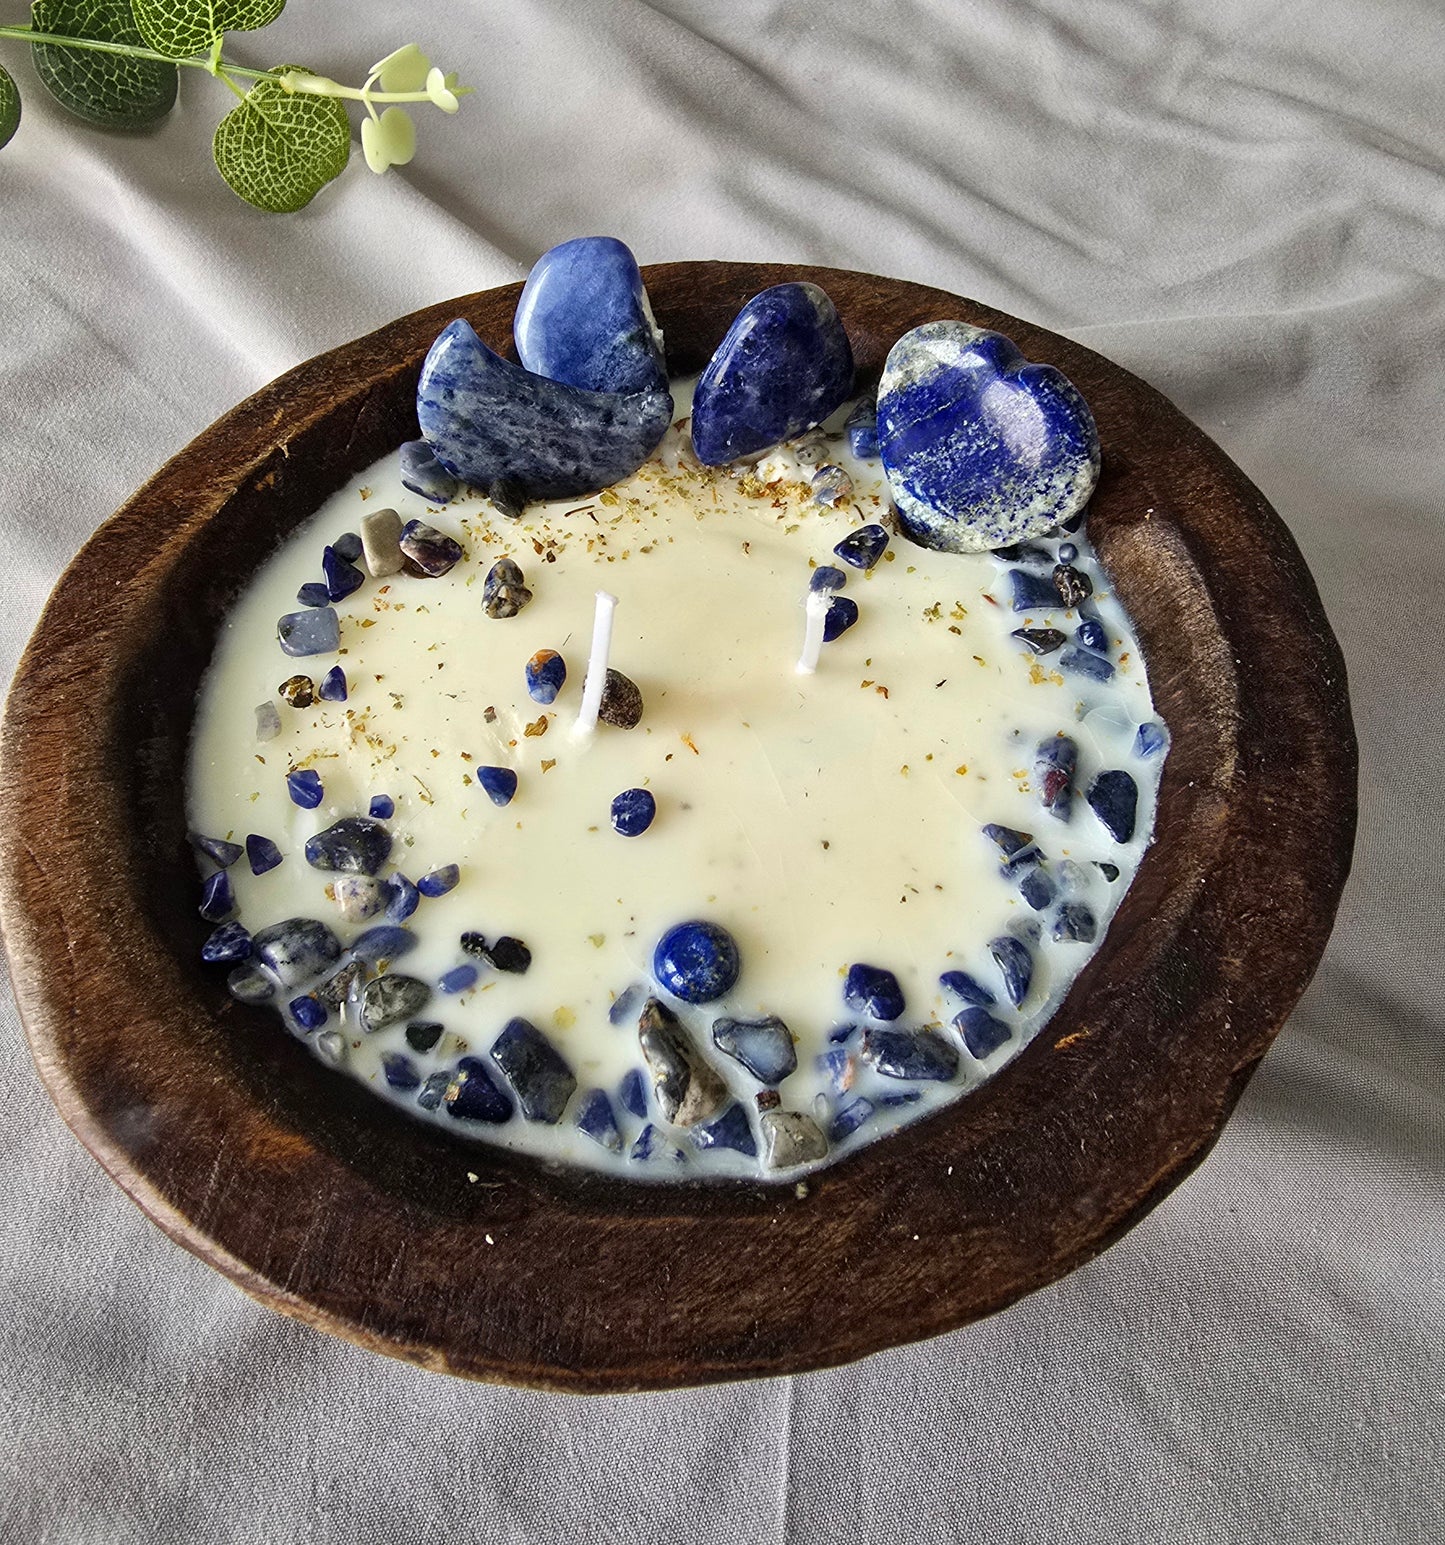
(381, 1052), (421, 1091)
(939, 969), (995, 1007)
(201, 920), (251, 964)
(289, 994), (327, 1031)
(878, 321), (1100, 553)
(982, 824), (1034, 858)
(1088, 769), (1139, 843)
(319, 666), (348, 703)
(322, 545), (364, 602)
(245, 833), (282, 875)
(653, 920), (741, 1004)
(617, 1066), (648, 1117)
(1008, 569), (1060, 613)
(1135, 721), (1168, 758)
(417, 319), (673, 505)
(828, 1095), (875, 1142)
(576, 1087), (624, 1153)
(953, 1006), (1011, 1058)
(190, 833), (243, 869)
(846, 398), (879, 458)
(843, 962), (905, 1021)
(368, 794), (393, 819)
(384, 873), (419, 922)
(1019, 866), (1056, 911)
(1035, 733), (1078, 822)
(296, 581), (330, 608)
(630, 1123), (686, 1163)
(286, 769), (323, 809)
(513, 236), (667, 396)
(608, 984), (644, 1027)
(399, 438), (460, 504)
(989, 935), (1034, 1007)
(610, 787), (656, 837)
(304, 818), (392, 877)
(491, 1017), (577, 1123)
(199, 870), (233, 921)
(823, 595), (858, 642)
(416, 1070), (452, 1111)
(864, 1026), (959, 1081)
(712, 1015), (797, 1083)
(438, 963), (479, 994)
(819, 1045), (854, 1093)
(477, 766), (518, 807)
(351, 924), (417, 964)
(417, 864), (460, 898)
(833, 523), (889, 570)
(524, 649), (567, 705)
(1059, 645), (1115, 683)
(809, 565), (847, 593)
(689, 283), (854, 465)
(277, 606), (339, 657)
(333, 532), (362, 562)
(691, 1102), (758, 1158)
(1052, 902), (1098, 943)
(994, 542), (1055, 568)
(1076, 617), (1108, 653)
(444, 1056), (515, 1124)
(252, 917), (341, 988)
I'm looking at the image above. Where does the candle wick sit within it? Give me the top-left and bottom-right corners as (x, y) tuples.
(797, 590), (830, 675)
(574, 590), (619, 735)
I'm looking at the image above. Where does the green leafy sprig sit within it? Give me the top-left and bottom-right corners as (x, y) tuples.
(0, 2), (468, 210)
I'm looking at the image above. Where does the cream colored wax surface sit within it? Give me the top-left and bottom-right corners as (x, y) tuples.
(187, 384), (1165, 1177)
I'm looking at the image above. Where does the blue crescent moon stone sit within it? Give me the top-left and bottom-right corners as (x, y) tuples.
(398, 438), (460, 505)
(416, 318), (674, 505)
(513, 236), (668, 397)
(689, 282), (855, 466)
(877, 321), (1101, 553)
(653, 920), (741, 1004)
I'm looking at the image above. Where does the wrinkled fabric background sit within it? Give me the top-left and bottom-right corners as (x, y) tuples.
(1, 1), (1441, 1540)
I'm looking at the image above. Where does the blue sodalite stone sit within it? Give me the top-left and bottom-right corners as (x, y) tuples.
(286, 769), (323, 810)
(653, 920), (741, 1004)
(417, 864), (460, 898)
(1052, 902), (1098, 943)
(1135, 721), (1168, 758)
(712, 1015), (797, 1083)
(227, 962), (275, 1005)
(190, 833), (243, 869)
(989, 935), (1033, 1007)
(277, 607), (339, 657)
(819, 1045), (854, 1093)
(811, 464), (852, 507)
(939, 969), (995, 1006)
(444, 1056), (515, 1124)
(809, 565), (847, 593)
(1008, 569), (1060, 613)
(828, 1095), (875, 1142)
(198, 871), (233, 921)
(490, 1017), (577, 1123)
(828, 1023), (859, 1044)
(1059, 646), (1115, 682)
(322, 545), (364, 602)
(399, 520), (464, 578)
(689, 283), (854, 465)
(863, 1026), (959, 1081)
(692, 1102), (758, 1158)
(608, 984), (644, 1027)
(833, 523), (889, 570)
(438, 963), (479, 994)
(477, 766), (518, 807)
(296, 581), (330, 608)
(251, 917), (341, 988)
(1011, 627), (1067, 656)
(953, 1006), (1011, 1058)
(513, 236), (667, 396)
(1058, 541), (1078, 563)
(1088, 769), (1139, 843)
(417, 319), (674, 505)
(380, 1052), (420, 1091)
(201, 920), (251, 964)
(1076, 617), (1108, 653)
(398, 438), (460, 504)
(334, 532), (362, 562)
(289, 994), (327, 1031)
(416, 1070), (452, 1111)
(846, 398), (879, 458)
(610, 787), (656, 837)
(319, 665), (348, 703)
(1035, 733), (1078, 822)
(385, 873), (419, 922)
(576, 1087), (624, 1153)
(877, 321), (1100, 553)
(368, 794), (393, 819)
(823, 595), (858, 642)
(1019, 867), (1056, 911)
(982, 823), (1034, 858)
(351, 924), (417, 963)
(246, 833), (282, 875)
(304, 818), (392, 877)
(360, 975), (431, 1032)
(993, 542), (1054, 568)
(630, 1123), (686, 1163)
(524, 649), (567, 705)
(617, 1066), (648, 1117)
(843, 962), (905, 1021)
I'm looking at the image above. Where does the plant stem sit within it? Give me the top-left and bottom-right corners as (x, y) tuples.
(0, 25), (275, 80)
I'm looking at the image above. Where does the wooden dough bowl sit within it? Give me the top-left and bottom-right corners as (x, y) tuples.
(0, 265), (1356, 1391)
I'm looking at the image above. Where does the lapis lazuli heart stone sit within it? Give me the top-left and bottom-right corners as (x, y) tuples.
(513, 236), (667, 397)
(877, 321), (1100, 553)
(417, 319), (674, 506)
(690, 283), (854, 465)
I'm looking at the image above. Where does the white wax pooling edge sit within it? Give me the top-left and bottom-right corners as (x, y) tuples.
(796, 589), (829, 675)
(573, 589), (618, 737)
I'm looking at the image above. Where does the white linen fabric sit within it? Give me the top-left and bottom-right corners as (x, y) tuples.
(1, 0), (1441, 1539)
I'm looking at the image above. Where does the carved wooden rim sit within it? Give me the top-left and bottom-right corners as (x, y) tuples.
(0, 264), (1356, 1391)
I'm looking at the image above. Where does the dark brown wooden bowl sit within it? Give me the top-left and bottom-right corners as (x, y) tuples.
(0, 264), (1356, 1391)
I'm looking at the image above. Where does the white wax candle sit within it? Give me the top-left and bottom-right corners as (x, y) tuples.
(573, 590), (618, 736)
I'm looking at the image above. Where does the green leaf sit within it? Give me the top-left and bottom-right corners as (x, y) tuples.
(30, 0), (178, 129)
(0, 65), (20, 150)
(132, 0), (285, 61)
(211, 68), (349, 213)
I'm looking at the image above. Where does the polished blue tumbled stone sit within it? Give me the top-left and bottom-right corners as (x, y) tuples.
(993, 542), (1055, 568)
(843, 962), (905, 1021)
(1135, 721), (1168, 758)
(712, 1015), (797, 1083)
(653, 919), (741, 1004)
(1052, 902), (1098, 943)
(296, 581), (330, 609)
(444, 1056), (515, 1124)
(864, 1026), (959, 1081)
(1059, 645), (1115, 682)
(417, 319), (674, 505)
(1076, 617), (1108, 653)
(1019, 866), (1056, 911)
(351, 924), (418, 964)
(384, 873), (419, 922)
(368, 794), (393, 819)
(380, 1052), (421, 1091)
(1011, 627), (1067, 656)
(438, 963), (479, 995)
(322, 544), (364, 602)
(982, 823), (1034, 858)
(319, 666), (348, 703)
(398, 438), (460, 504)
(939, 969), (995, 1007)
(524, 648), (567, 705)
(823, 595), (858, 642)
(304, 818), (392, 877)
(199, 870), (233, 921)
(610, 787), (656, 837)
(953, 1006), (1011, 1059)
(690, 283), (854, 465)
(878, 321), (1100, 553)
(277, 607), (339, 657)
(989, 935), (1034, 1007)
(819, 1045), (854, 1093)
(490, 1017), (577, 1123)
(333, 531), (362, 562)
(691, 1102), (758, 1158)
(617, 1066), (648, 1117)
(576, 1087), (624, 1153)
(190, 833), (243, 869)
(245, 833), (282, 876)
(416, 1070), (452, 1111)
(845, 398), (879, 458)
(608, 984), (644, 1027)
(828, 1095), (876, 1142)
(477, 766), (518, 807)
(1088, 769), (1139, 843)
(201, 920), (251, 964)
(1035, 733), (1078, 822)
(833, 523), (889, 570)
(809, 565), (847, 593)
(417, 864), (460, 897)
(513, 236), (667, 396)
(630, 1123), (686, 1163)
(1008, 569), (1061, 613)
(252, 917), (341, 988)
(289, 994), (327, 1031)
(286, 769), (323, 810)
